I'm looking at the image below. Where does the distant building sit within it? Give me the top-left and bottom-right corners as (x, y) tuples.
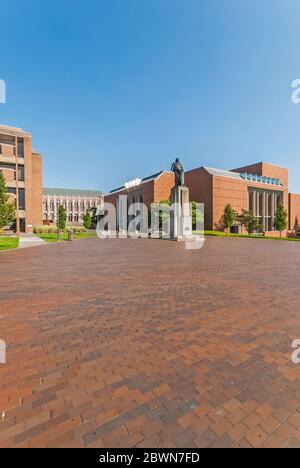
(43, 188), (104, 225)
(0, 125), (43, 233)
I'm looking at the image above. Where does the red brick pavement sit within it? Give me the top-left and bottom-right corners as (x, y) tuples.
(0, 237), (299, 448)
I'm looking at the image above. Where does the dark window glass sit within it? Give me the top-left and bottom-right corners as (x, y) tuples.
(18, 165), (25, 181)
(0, 134), (15, 145)
(0, 162), (16, 171)
(17, 137), (24, 158)
(18, 188), (25, 210)
(7, 187), (16, 195)
(20, 219), (26, 233)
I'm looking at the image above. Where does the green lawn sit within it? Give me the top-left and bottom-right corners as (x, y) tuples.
(193, 230), (300, 241)
(0, 237), (19, 251)
(37, 232), (97, 243)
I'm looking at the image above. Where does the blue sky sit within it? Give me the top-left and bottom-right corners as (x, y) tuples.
(1, 0), (300, 193)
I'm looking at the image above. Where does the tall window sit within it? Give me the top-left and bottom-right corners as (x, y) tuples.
(17, 138), (24, 158)
(18, 189), (25, 210)
(18, 165), (25, 181)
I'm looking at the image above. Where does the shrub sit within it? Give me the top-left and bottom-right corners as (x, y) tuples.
(221, 204), (236, 235)
(273, 204), (288, 238)
(66, 226), (87, 234)
(83, 212), (92, 230)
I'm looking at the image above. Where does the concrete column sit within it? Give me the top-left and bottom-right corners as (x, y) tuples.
(265, 192), (269, 232)
(256, 191), (260, 219)
(47, 195), (49, 221)
(53, 195), (56, 222)
(271, 193), (275, 231)
(252, 190), (256, 216)
(262, 192), (266, 231)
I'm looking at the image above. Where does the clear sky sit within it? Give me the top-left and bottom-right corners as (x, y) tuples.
(1, 0), (300, 194)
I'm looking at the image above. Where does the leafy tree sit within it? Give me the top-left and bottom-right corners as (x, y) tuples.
(273, 204), (288, 238)
(148, 199), (170, 231)
(191, 201), (204, 230)
(91, 207), (98, 229)
(57, 205), (66, 239)
(237, 209), (259, 235)
(83, 211), (92, 230)
(0, 171), (15, 232)
(221, 204), (236, 235)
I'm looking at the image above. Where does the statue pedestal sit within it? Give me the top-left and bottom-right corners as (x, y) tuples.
(170, 186), (193, 241)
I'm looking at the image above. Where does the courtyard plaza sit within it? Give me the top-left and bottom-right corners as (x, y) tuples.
(0, 236), (299, 448)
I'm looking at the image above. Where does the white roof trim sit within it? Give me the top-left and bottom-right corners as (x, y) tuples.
(203, 167), (242, 179)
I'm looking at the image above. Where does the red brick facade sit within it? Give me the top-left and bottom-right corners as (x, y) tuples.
(289, 193), (300, 230)
(233, 162), (289, 187)
(0, 125), (43, 233)
(106, 162), (299, 234)
(105, 172), (175, 209)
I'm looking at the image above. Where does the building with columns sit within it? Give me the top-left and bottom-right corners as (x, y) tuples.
(105, 161), (300, 235)
(185, 162), (291, 234)
(43, 188), (104, 226)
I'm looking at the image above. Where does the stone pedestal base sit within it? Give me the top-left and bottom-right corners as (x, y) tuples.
(170, 186), (193, 240)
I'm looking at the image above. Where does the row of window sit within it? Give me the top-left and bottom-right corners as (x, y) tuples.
(6, 187), (26, 210)
(0, 137), (25, 158)
(0, 164), (25, 181)
(43, 201), (98, 211)
(44, 213), (84, 222)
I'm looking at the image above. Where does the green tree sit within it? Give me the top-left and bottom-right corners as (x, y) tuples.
(0, 171), (15, 233)
(83, 211), (92, 230)
(148, 199), (170, 231)
(57, 205), (66, 239)
(90, 207), (98, 229)
(191, 201), (204, 230)
(237, 209), (259, 235)
(221, 204), (236, 235)
(273, 204), (288, 238)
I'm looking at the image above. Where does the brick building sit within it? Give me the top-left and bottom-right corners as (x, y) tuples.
(0, 125), (42, 233)
(106, 162), (300, 235)
(43, 188), (104, 226)
(105, 171), (175, 230)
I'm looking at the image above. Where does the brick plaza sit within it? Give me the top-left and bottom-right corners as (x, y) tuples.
(0, 237), (299, 448)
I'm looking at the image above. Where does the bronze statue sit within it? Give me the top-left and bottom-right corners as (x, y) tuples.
(171, 158), (184, 186)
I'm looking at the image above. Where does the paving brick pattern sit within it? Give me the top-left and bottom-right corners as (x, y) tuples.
(0, 237), (299, 448)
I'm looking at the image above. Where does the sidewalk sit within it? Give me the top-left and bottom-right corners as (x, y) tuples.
(19, 233), (46, 249)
